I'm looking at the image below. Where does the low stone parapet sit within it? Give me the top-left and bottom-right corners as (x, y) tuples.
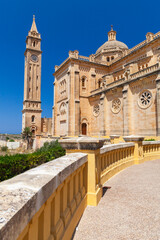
(100, 142), (135, 154)
(0, 153), (87, 240)
(143, 140), (160, 145)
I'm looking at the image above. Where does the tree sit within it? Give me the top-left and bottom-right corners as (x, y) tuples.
(22, 127), (32, 149)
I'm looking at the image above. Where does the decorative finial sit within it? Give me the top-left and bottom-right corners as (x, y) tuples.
(33, 15), (35, 20)
(111, 25), (113, 31)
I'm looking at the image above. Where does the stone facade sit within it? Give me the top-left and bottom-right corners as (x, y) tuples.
(53, 27), (160, 136)
(22, 18), (160, 137)
(22, 16), (52, 136)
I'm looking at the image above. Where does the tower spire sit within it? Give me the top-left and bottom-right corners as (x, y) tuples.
(30, 15), (38, 33)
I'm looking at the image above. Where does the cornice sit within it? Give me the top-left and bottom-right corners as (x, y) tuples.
(53, 58), (109, 76)
(24, 49), (42, 55)
(23, 100), (41, 104)
(22, 109), (42, 113)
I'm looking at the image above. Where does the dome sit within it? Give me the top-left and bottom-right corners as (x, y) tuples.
(96, 40), (128, 54)
(96, 27), (128, 54)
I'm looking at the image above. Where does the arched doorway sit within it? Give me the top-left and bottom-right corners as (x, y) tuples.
(82, 123), (87, 135)
(32, 129), (35, 136)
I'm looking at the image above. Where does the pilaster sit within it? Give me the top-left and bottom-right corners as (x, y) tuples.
(123, 136), (144, 164)
(67, 71), (71, 136)
(74, 71), (80, 135)
(122, 84), (129, 135)
(100, 93), (106, 136)
(156, 73), (160, 136)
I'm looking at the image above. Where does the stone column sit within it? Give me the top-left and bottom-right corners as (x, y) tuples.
(122, 84), (129, 135)
(59, 137), (105, 206)
(123, 136), (144, 164)
(156, 73), (160, 136)
(100, 93), (106, 136)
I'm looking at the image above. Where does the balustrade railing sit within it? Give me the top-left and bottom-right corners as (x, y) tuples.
(1, 137), (160, 240)
(130, 63), (159, 80)
(99, 143), (135, 184)
(0, 153), (88, 240)
(143, 141), (160, 161)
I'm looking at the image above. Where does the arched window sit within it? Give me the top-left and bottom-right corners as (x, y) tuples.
(31, 115), (35, 122)
(111, 56), (114, 60)
(82, 77), (86, 88)
(33, 41), (36, 47)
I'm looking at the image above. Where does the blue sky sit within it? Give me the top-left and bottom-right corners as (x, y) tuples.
(0, 0), (160, 134)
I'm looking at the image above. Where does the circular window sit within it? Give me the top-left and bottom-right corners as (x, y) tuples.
(93, 104), (100, 117)
(138, 90), (152, 109)
(111, 98), (121, 114)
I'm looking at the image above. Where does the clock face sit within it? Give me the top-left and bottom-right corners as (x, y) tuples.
(31, 54), (38, 62)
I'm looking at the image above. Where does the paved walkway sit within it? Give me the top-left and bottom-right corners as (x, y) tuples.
(73, 160), (160, 240)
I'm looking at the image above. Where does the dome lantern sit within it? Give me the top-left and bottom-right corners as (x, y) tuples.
(108, 25), (116, 41)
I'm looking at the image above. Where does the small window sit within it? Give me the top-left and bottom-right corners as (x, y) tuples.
(36, 87), (38, 90)
(29, 88), (31, 92)
(33, 41), (36, 47)
(37, 76), (38, 80)
(29, 77), (31, 81)
(31, 115), (35, 122)
(82, 78), (85, 87)
(111, 56), (114, 60)
(29, 66), (31, 71)
(107, 57), (110, 62)
(98, 80), (101, 88)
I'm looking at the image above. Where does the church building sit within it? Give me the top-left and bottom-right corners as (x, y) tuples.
(23, 17), (160, 137)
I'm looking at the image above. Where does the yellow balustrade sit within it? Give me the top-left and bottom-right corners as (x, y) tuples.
(1, 137), (160, 240)
(99, 143), (135, 185)
(17, 162), (87, 240)
(143, 141), (160, 162)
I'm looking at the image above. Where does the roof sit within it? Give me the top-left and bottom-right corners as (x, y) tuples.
(96, 40), (128, 54)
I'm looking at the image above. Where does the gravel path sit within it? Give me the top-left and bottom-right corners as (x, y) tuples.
(73, 160), (160, 240)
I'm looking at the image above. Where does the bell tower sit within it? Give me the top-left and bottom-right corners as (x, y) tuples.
(22, 15), (42, 135)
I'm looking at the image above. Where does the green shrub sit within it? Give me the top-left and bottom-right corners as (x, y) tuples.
(144, 138), (155, 141)
(0, 140), (65, 182)
(9, 139), (15, 142)
(1, 146), (8, 152)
